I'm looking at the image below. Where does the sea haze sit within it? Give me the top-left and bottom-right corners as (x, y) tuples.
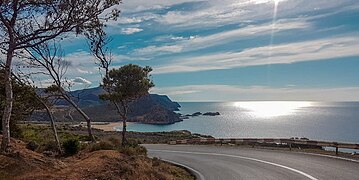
(116, 101), (359, 143)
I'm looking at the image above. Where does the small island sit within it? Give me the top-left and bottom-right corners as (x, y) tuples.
(183, 111), (220, 118)
(203, 112), (221, 116)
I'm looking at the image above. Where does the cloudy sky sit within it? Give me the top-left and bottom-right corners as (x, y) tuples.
(35, 0), (359, 101)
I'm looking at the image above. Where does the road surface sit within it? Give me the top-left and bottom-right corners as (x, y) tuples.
(144, 144), (359, 180)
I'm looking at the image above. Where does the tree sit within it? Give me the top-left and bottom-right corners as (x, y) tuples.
(100, 64), (154, 146)
(1, 65), (63, 154)
(0, 69), (41, 138)
(0, 0), (121, 153)
(27, 41), (96, 142)
(35, 94), (63, 154)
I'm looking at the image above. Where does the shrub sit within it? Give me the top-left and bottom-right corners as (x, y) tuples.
(88, 141), (116, 152)
(62, 139), (80, 156)
(26, 141), (39, 151)
(107, 136), (121, 145)
(78, 134), (96, 142)
(119, 145), (147, 156)
(42, 141), (60, 152)
(127, 138), (140, 148)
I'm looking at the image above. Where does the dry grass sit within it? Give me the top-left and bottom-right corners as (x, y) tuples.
(0, 135), (194, 180)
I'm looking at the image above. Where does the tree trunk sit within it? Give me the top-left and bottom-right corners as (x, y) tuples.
(121, 117), (127, 147)
(113, 102), (127, 147)
(62, 94), (95, 142)
(39, 98), (62, 154)
(1, 49), (14, 154)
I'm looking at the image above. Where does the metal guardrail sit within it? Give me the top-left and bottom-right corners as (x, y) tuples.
(169, 138), (359, 155)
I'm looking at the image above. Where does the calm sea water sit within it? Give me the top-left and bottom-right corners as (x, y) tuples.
(115, 101), (359, 143)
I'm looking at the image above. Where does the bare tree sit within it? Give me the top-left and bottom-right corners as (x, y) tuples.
(26, 41), (96, 141)
(36, 94), (63, 154)
(0, 0), (121, 153)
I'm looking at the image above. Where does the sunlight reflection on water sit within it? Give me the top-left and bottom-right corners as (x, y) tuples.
(233, 101), (313, 118)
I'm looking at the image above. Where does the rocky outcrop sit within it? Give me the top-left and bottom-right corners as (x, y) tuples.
(182, 111), (220, 118)
(185, 112), (202, 117)
(203, 112), (220, 116)
(130, 105), (182, 124)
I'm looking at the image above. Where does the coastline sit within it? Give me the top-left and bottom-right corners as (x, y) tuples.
(92, 122), (131, 131)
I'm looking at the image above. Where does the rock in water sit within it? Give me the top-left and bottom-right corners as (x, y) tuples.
(202, 112), (220, 116)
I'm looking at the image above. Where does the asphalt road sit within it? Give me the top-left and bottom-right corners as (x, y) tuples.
(144, 144), (359, 180)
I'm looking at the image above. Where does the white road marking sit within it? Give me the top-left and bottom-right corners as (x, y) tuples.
(160, 158), (205, 180)
(149, 149), (318, 180)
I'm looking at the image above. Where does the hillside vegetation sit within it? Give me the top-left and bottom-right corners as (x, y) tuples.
(0, 134), (194, 180)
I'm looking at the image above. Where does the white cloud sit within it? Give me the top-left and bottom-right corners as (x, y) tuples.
(186, 18), (309, 48)
(120, 0), (205, 13)
(137, 18), (310, 56)
(76, 68), (93, 74)
(134, 45), (183, 55)
(121, 27), (143, 35)
(117, 17), (143, 24)
(153, 35), (359, 74)
(71, 77), (92, 85)
(152, 85), (359, 101)
(153, 35), (187, 42)
(116, 0), (356, 33)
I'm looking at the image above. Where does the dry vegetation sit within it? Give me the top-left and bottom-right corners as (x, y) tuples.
(0, 125), (195, 180)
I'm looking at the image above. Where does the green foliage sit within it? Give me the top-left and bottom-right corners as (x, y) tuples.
(0, 69), (42, 137)
(100, 64), (155, 102)
(42, 141), (60, 152)
(78, 134), (96, 142)
(127, 138), (141, 148)
(85, 135), (146, 156)
(62, 138), (80, 156)
(88, 141), (116, 152)
(26, 141), (39, 151)
(21, 128), (42, 142)
(44, 85), (61, 94)
(118, 146), (147, 156)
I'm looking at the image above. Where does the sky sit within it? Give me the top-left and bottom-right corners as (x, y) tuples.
(25, 0), (359, 101)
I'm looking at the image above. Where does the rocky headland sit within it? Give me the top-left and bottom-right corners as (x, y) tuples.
(32, 87), (182, 125)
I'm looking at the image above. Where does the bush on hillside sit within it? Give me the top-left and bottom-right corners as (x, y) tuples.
(119, 146), (147, 156)
(26, 141), (39, 151)
(62, 139), (80, 156)
(88, 141), (116, 152)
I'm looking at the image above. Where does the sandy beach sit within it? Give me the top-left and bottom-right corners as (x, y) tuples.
(91, 122), (126, 131)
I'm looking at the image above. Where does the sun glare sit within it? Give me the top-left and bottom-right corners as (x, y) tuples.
(234, 101), (312, 118)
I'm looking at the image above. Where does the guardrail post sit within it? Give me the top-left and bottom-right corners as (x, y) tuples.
(289, 143), (292, 151)
(335, 146), (339, 156)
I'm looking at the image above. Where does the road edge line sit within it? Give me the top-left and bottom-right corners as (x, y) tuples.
(159, 158), (205, 180)
(150, 149), (318, 180)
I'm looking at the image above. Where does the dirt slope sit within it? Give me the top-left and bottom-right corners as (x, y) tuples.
(0, 136), (193, 180)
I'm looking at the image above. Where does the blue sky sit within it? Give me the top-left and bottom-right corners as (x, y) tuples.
(33, 0), (359, 101)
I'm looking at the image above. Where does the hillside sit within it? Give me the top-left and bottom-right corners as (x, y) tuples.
(32, 87), (182, 124)
(0, 135), (194, 180)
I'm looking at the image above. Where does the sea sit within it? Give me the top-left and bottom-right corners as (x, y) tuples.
(115, 101), (359, 144)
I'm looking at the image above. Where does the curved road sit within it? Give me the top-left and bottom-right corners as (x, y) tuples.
(144, 144), (359, 180)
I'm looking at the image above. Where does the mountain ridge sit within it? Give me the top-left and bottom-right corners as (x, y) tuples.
(32, 87), (182, 125)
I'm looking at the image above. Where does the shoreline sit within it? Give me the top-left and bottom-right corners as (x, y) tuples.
(91, 122), (132, 131)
